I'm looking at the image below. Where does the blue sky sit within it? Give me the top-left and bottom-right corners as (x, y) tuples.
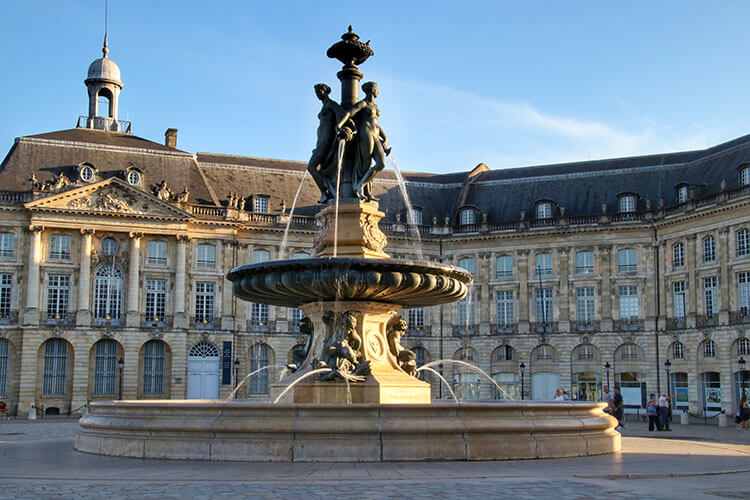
(2, 1), (750, 174)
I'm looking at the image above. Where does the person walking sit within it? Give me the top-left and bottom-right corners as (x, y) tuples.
(612, 386), (625, 431)
(601, 385), (614, 414)
(658, 392), (671, 431)
(738, 396), (749, 430)
(647, 393), (661, 431)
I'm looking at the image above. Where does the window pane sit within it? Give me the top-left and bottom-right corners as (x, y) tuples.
(0, 233), (14, 258)
(496, 256), (513, 278)
(197, 244), (215, 268)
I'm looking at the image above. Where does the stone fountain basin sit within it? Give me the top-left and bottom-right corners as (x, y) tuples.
(75, 400), (620, 462)
(227, 258), (473, 308)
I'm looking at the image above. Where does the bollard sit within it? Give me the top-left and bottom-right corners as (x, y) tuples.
(718, 414), (728, 427)
(27, 404), (36, 420)
(680, 412), (689, 425)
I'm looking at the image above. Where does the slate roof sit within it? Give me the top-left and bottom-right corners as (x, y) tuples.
(3, 127), (750, 224)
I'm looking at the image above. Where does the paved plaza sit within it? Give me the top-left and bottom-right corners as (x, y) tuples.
(0, 417), (748, 499)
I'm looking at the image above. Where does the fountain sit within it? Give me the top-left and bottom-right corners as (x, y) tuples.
(75, 27), (620, 462)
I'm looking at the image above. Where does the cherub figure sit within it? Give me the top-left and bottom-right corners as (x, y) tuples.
(386, 315), (417, 377)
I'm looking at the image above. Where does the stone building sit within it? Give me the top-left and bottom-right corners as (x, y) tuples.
(0, 41), (749, 417)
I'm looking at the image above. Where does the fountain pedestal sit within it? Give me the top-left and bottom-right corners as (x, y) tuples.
(314, 200), (389, 259)
(273, 301), (431, 405)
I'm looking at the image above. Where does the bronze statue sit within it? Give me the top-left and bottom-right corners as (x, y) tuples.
(307, 83), (351, 203)
(317, 311), (370, 381)
(387, 315), (417, 377)
(337, 81), (390, 201)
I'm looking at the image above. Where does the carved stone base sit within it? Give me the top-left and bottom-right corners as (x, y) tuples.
(274, 300), (430, 405)
(314, 200), (389, 259)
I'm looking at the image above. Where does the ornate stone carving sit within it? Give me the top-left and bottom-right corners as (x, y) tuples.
(386, 315), (417, 377)
(68, 191), (138, 213)
(315, 311), (370, 382)
(288, 318), (313, 373)
(362, 213), (387, 254)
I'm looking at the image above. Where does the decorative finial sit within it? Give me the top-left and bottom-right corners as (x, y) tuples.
(102, 34), (109, 58)
(102, 0), (109, 57)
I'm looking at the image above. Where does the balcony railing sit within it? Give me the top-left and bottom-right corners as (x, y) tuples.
(407, 326), (430, 337)
(453, 325), (476, 336)
(77, 115), (130, 132)
(43, 313), (73, 326)
(247, 320), (271, 332)
(0, 311), (19, 325)
(454, 224), (479, 233)
(144, 316), (172, 328)
(0, 191), (32, 205)
(573, 320), (597, 332)
(619, 318), (641, 331)
(534, 322), (556, 333)
(730, 310), (750, 325)
(666, 317), (686, 330)
(696, 315), (719, 328)
(530, 218), (556, 228)
(92, 317), (123, 327)
(495, 323), (517, 334)
(193, 317), (216, 329)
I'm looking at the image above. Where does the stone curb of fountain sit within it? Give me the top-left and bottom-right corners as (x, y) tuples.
(576, 468), (750, 480)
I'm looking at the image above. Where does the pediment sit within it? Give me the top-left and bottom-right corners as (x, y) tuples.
(25, 177), (192, 218)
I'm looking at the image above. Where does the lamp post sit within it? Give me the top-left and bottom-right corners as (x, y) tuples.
(117, 358), (124, 400)
(604, 361), (611, 389)
(519, 362), (526, 400)
(740, 356), (747, 400)
(665, 359), (672, 409)
(234, 358), (240, 390)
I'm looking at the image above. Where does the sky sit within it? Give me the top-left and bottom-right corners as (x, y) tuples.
(2, 1), (750, 175)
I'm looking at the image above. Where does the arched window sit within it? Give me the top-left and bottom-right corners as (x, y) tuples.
(616, 343), (642, 360)
(0, 338), (9, 397)
(495, 345), (515, 361)
(618, 194), (636, 213)
(97, 93), (111, 118)
(42, 338), (68, 396)
(189, 341), (219, 358)
(94, 266), (122, 322)
(142, 340), (165, 396)
(672, 341), (684, 359)
(93, 339), (118, 396)
(532, 344), (557, 362)
(737, 229), (750, 257)
(703, 236), (716, 263)
(573, 344), (599, 361)
(249, 343), (270, 395)
(536, 201), (553, 219)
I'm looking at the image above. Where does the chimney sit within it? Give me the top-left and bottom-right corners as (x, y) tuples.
(165, 128), (178, 148)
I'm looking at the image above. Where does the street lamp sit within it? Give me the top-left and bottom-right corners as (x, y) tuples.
(519, 362), (526, 400)
(740, 356), (747, 400)
(664, 359), (672, 407)
(118, 358), (124, 400)
(604, 361), (611, 389)
(234, 358), (240, 390)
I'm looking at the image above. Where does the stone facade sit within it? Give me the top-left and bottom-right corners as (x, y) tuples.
(0, 43), (749, 418)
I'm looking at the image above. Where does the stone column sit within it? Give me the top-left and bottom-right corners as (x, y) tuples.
(599, 245), (612, 331)
(126, 233), (142, 327)
(173, 235), (188, 328)
(558, 247), (570, 332)
(719, 227), (730, 324)
(518, 250), (529, 333)
(24, 225), (43, 325)
(76, 229), (94, 325)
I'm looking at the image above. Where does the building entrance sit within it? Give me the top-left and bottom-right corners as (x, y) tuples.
(187, 342), (219, 399)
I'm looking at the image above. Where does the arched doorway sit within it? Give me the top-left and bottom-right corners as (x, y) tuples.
(187, 341), (219, 399)
(530, 344), (559, 400)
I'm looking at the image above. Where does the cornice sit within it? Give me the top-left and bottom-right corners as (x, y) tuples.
(16, 136), (195, 159)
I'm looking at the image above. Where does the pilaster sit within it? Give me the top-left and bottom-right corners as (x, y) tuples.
(126, 233), (142, 327)
(76, 229), (94, 325)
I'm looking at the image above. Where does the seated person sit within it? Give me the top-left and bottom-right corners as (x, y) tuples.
(0, 401), (9, 420)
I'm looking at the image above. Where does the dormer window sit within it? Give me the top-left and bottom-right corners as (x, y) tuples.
(127, 170), (141, 186)
(459, 208), (476, 226)
(78, 162), (97, 183)
(677, 185), (688, 204)
(409, 207), (423, 226)
(741, 165), (750, 186)
(254, 196), (269, 213)
(536, 201), (553, 219)
(618, 194), (636, 213)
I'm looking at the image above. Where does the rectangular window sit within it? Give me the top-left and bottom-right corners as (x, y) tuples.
(0, 232), (14, 258)
(147, 240), (167, 265)
(618, 248), (637, 273)
(197, 243), (215, 268)
(458, 257), (475, 275)
(42, 339), (67, 396)
(408, 307), (425, 330)
(536, 202), (552, 219)
(145, 279), (167, 321)
(195, 282), (215, 323)
(142, 341), (165, 396)
(457, 291), (476, 328)
(576, 251), (594, 274)
(254, 196), (268, 213)
(460, 209), (475, 225)
(535, 288), (553, 324)
(49, 235), (71, 260)
(290, 307), (305, 330)
(253, 249), (270, 263)
(619, 195), (636, 213)
(535, 253), (552, 275)
(496, 255), (513, 279)
(704, 277), (717, 317)
(496, 290), (514, 326)
(673, 243), (684, 268)
(93, 340), (117, 396)
(251, 303), (269, 327)
(0, 273), (12, 319)
(738, 230), (750, 257)
(739, 272), (750, 314)
(409, 208), (422, 226)
(619, 286), (639, 321)
(673, 281), (686, 318)
(703, 236), (716, 263)
(576, 287), (595, 323)
(47, 274), (70, 318)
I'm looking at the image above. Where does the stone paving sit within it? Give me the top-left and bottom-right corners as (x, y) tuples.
(0, 417), (749, 499)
